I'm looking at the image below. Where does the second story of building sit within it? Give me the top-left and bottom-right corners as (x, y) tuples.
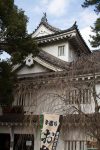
(32, 13), (91, 62)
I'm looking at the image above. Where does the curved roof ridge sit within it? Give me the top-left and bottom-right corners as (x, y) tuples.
(35, 22), (78, 39)
(33, 13), (78, 36)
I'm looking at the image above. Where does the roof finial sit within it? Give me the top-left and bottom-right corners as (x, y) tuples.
(41, 12), (48, 23)
(73, 21), (78, 28)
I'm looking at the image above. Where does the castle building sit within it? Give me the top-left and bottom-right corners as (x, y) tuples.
(0, 14), (100, 150)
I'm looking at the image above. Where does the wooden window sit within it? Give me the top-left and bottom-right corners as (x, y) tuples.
(65, 141), (86, 150)
(58, 45), (65, 56)
(66, 89), (92, 104)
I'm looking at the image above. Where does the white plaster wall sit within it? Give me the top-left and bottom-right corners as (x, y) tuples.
(14, 82), (97, 115)
(62, 103), (95, 115)
(41, 42), (78, 62)
(80, 103), (95, 113)
(23, 85), (66, 115)
(17, 62), (49, 75)
(64, 91), (95, 114)
(68, 44), (78, 62)
(80, 83), (100, 113)
(33, 85), (96, 115)
(13, 84), (66, 115)
(32, 24), (54, 37)
(42, 41), (69, 62)
(62, 128), (87, 141)
(96, 83), (100, 106)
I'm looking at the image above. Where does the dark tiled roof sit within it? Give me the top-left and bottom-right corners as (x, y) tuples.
(0, 114), (24, 123)
(38, 50), (70, 70)
(63, 114), (100, 127)
(0, 114), (37, 124)
(40, 21), (61, 33)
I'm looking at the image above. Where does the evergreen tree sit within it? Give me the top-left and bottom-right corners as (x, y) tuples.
(0, 61), (15, 105)
(0, 0), (39, 63)
(82, 0), (100, 47)
(0, 0), (39, 105)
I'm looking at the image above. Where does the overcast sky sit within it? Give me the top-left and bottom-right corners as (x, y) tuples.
(0, 0), (98, 59)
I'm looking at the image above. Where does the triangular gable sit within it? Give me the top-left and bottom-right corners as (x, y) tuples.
(32, 24), (54, 38)
(15, 56), (63, 78)
(17, 61), (51, 76)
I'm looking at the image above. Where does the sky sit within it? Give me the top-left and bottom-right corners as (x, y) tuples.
(0, 0), (98, 59)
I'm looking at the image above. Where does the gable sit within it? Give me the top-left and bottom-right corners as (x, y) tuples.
(15, 54), (63, 78)
(32, 24), (54, 38)
(17, 61), (51, 76)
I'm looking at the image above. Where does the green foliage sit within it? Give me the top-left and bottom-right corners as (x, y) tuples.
(90, 18), (100, 47)
(82, 0), (100, 47)
(0, 0), (39, 105)
(0, 61), (16, 105)
(8, 35), (39, 64)
(0, 0), (27, 40)
(82, 0), (100, 13)
(0, 0), (39, 63)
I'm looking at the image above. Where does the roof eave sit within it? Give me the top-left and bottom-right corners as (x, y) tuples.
(35, 30), (76, 44)
(35, 28), (91, 54)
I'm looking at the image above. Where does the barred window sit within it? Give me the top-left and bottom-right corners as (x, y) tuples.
(64, 141), (86, 150)
(65, 141), (97, 150)
(16, 95), (24, 106)
(66, 88), (92, 104)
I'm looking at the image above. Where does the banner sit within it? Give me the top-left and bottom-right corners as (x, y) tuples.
(40, 114), (62, 150)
